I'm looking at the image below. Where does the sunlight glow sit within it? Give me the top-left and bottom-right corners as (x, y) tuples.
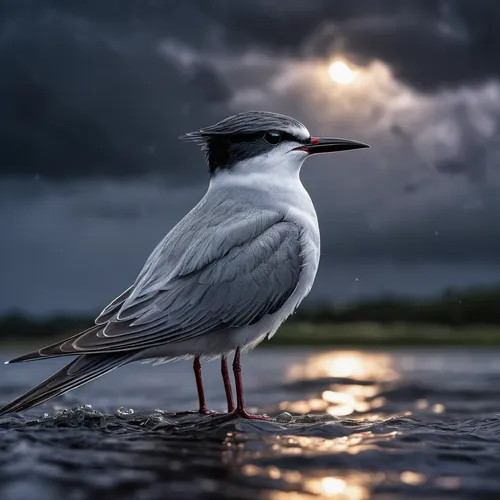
(287, 351), (398, 382)
(328, 60), (356, 84)
(283, 351), (399, 418)
(308, 476), (369, 499)
(320, 477), (348, 495)
(244, 462), (382, 500)
(400, 471), (426, 486)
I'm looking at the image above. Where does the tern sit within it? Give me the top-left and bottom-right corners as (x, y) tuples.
(0, 111), (368, 419)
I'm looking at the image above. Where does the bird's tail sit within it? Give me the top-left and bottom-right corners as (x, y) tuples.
(0, 353), (133, 417)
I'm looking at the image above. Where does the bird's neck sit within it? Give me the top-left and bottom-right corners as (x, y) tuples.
(208, 155), (317, 228)
(209, 154), (305, 191)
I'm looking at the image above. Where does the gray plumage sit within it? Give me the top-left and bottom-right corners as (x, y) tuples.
(10, 192), (303, 360)
(0, 354), (131, 415)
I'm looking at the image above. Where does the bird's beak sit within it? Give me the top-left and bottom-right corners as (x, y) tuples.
(296, 137), (370, 155)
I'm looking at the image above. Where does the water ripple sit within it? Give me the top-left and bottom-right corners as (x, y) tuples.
(2, 348), (500, 498)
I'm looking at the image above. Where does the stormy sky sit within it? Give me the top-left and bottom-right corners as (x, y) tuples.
(2, 0), (500, 316)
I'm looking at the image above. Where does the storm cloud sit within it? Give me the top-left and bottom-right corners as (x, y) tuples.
(2, 0), (500, 315)
(0, 3), (230, 180)
(2, 1), (500, 179)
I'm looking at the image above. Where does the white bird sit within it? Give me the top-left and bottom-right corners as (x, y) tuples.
(0, 111), (368, 419)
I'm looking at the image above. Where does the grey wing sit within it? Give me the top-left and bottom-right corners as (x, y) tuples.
(66, 220), (304, 352)
(95, 285), (134, 324)
(7, 286), (135, 363)
(20, 203), (305, 359)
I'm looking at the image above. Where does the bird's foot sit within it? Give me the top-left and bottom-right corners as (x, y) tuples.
(228, 407), (270, 420)
(174, 406), (218, 416)
(199, 405), (218, 416)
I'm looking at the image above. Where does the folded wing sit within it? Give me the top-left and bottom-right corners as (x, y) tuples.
(11, 197), (304, 361)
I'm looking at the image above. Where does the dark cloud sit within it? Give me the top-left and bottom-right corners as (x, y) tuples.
(2, 1), (500, 180)
(0, 5), (230, 180)
(211, 0), (500, 92)
(3, 178), (500, 316)
(391, 103), (500, 183)
(2, 1), (500, 314)
(321, 1), (500, 92)
(324, 202), (500, 265)
(0, 179), (205, 315)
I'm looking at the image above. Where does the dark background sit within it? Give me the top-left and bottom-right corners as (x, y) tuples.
(2, 0), (500, 320)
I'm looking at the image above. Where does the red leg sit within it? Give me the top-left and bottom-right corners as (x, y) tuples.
(193, 356), (213, 414)
(229, 347), (268, 420)
(221, 355), (235, 413)
(175, 356), (216, 415)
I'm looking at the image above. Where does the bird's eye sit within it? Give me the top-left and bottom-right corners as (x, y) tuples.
(264, 131), (282, 145)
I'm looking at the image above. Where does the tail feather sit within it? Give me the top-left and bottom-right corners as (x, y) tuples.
(0, 353), (134, 416)
(6, 325), (103, 364)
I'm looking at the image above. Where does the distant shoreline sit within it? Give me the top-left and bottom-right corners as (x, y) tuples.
(4, 284), (500, 349)
(2, 322), (500, 350)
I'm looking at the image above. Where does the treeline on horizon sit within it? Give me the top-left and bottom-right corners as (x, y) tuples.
(1, 285), (500, 342)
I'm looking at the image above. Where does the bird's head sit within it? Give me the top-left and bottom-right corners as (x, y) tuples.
(181, 111), (369, 177)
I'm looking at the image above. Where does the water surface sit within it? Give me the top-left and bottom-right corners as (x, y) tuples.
(1, 348), (500, 499)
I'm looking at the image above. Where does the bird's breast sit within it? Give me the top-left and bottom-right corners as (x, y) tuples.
(210, 170), (321, 265)
(268, 181), (321, 315)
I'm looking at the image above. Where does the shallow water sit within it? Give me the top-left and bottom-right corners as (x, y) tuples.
(1, 348), (500, 499)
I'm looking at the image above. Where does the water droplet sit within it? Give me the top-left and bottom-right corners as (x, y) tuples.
(116, 407), (135, 416)
(276, 412), (293, 423)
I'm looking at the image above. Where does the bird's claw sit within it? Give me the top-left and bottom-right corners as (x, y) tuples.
(174, 406), (219, 416)
(228, 407), (270, 420)
(199, 406), (218, 416)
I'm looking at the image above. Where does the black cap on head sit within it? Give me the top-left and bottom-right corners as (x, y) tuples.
(181, 111), (369, 175)
(181, 111), (311, 174)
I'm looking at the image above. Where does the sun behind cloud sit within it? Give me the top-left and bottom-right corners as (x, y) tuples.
(328, 60), (356, 84)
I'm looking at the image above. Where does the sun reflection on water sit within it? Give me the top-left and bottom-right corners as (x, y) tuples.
(236, 351), (413, 499)
(243, 465), (378, 499)
(308, 476), (368, 499)
(287, 351), (399, 382)
(233, 350), (464, 499)
(281, 351), (399, 417)
(242, 464), (435, 499)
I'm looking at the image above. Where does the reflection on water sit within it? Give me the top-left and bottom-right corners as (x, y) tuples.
(286, 351), (399, 382)
(399, 471), (426, 486)
(281, 351), (399, 418)
(310, 477), (368, 499)
(260, 471), (372, 499)
(233, 349), (480, 499)
(0, 348), (497, 499)
(238, 429), (403, 499)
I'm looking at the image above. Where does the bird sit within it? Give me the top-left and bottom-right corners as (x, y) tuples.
(0, 111), (369, 419)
